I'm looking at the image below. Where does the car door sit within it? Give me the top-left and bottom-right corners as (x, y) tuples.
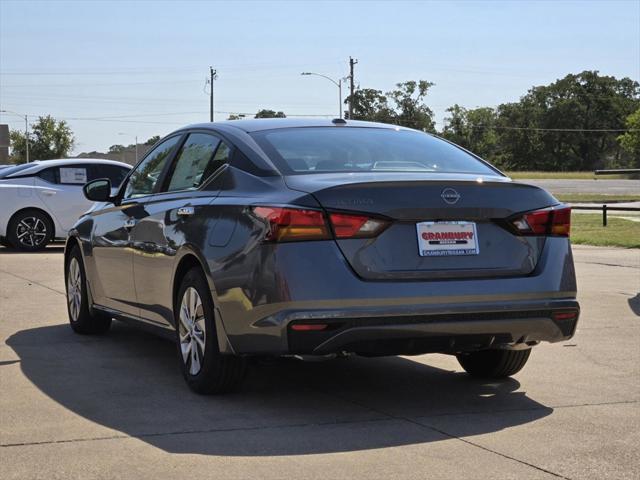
(129, 132), (231, 327)
(34, 164), (93, 233)
(88, 136), (182, 318)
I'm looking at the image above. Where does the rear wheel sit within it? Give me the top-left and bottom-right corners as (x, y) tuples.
(175, 267), (246, 394)
(65, 246), (112, 334)
(456, 348), (531, 378)
(8, 209), (53, 251)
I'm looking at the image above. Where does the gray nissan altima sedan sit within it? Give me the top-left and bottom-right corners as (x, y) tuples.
(64, 118), (579, 394)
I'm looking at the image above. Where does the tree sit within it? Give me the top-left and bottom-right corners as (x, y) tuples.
(227, 114), (245, 121)
(144, 135), (160, 145)
(254, 109), (286, 118)
(346, 88), (394, 122)
(494, 71), (639, 170)
(442, 105), (499, 162)
(617, 108), (640, 167)
(108, 144), (126, 154)
(345, 80), (436, 131)
(387, 80), (436, 132)
(9, 115), (75, 163)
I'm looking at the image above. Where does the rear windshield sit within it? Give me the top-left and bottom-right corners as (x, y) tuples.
(0, 163), (37, 179)
(251, 127), (498, 175)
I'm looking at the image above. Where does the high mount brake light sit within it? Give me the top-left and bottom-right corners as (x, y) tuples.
(510, 206), (571, 237)
(252, 207), (388, 242)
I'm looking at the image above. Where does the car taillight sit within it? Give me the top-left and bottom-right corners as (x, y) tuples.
(252, 207), (330, 241)
(510, 206), (571, 237)
(329, 212), (388, 239)
(252, 207), (388, 242)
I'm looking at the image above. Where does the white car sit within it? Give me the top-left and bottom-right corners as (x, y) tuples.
(0, 159), (131, 251)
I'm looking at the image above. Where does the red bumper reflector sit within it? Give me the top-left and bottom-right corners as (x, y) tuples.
(290, 324), (328, 331)
(553, 311), (578, 321)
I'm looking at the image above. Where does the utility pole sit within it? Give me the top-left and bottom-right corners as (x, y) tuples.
(24, 115), (29, 163)
(348, 57), (358, 119)
(209, 67), (217, 122)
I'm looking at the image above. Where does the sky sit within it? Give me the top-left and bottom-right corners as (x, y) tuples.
(0, 0), (639, 154)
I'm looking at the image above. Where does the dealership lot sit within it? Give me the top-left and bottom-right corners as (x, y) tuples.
(1, 245), (638, 479)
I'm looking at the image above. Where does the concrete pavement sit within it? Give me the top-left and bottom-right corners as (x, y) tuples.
(1, 244), (638, 479)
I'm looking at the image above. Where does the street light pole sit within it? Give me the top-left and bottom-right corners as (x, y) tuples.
(301, 72), (344, 119)
(1, 110), (29, 162)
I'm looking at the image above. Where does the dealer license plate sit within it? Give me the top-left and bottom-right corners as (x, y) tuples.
(416, 221), (479, 257)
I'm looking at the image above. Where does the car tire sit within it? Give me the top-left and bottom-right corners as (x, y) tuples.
(456, 348), (531, 378)
(7, 209), (54, 251)
(65, 245), (112, 334)
(175, 267), (246, 394)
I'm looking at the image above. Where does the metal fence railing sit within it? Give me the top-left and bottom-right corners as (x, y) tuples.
(594, 169), (640, 175)
(572, 205), (640, 226)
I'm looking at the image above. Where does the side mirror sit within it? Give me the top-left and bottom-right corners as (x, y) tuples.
(83, 178), (113, 202)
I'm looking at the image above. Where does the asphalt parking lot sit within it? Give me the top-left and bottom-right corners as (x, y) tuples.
(1, 244), (638, 479)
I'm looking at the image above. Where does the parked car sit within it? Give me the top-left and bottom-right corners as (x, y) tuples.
(0, 159), (131, 251)
(64, 119), (579, 394)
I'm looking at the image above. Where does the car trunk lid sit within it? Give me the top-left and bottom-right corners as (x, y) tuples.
(285, 173), (559, 280)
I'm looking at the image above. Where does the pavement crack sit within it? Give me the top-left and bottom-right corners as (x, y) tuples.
(319, 395), (638, 479)
(0, 416), (392, 449)
(0, 269), (65, 296)
(417, 420), (573, 480)
(575, 261), (639, 270)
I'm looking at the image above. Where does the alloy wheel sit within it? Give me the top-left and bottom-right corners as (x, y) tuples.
(67, 258), (82, 321)
(16, 216), (48, 248)
(178, 287), (207, 375)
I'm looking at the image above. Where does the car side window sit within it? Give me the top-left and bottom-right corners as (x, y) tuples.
(165, 133), (229, 192)
(123, 136), (180, 199)
(90, 164), (130, 187)
(37, 165), (90, 185)
(37, 167), (58, 184)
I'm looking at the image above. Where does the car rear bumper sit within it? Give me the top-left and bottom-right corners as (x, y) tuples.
(284, 301), (580, 355)
(222, 298), (579, 355)
(212, 237), (579, 356)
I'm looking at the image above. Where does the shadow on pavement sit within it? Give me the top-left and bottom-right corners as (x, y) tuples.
(6, 322), (552, 456)
(628, 294), (640, 317)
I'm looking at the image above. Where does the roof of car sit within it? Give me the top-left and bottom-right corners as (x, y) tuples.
(181, 118), (411, 133)
(29, 158), (131, 168)
(0, 158), (131, 178)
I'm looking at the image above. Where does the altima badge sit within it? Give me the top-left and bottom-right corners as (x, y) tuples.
(441, 188), (461, 205)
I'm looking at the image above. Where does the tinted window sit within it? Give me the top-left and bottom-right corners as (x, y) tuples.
(91, 164), (130, 186)
(37, 167), (57, 184)
(124, 136), (180, 199)
(166, 133), (228, 192)
(252, 127), (497, 175)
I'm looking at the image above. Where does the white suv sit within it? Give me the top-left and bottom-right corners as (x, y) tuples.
(0, 159), (131, 251)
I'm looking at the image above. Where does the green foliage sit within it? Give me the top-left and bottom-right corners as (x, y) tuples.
(441, 105), (499, 160)
(108, 144), (126, 154)
(571, 214), (640, 248)
(145, 135), (161, 145)
(227, 114), (245, 120)
(9, 115), (75, 163)
(617, 108), (640, 167)
(493, 71), (639, 170)
(345, 80), (435, 131)
(254, 109), (286, 118)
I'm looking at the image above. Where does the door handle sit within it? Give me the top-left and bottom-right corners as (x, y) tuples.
(42, 190), (56, 196)
(124, 219), (137, 229)
(177, 206), (195, 217)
